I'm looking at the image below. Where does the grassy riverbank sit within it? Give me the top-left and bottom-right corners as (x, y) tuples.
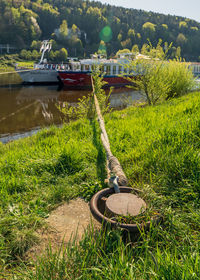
(0, 54), (34, 70)
(0, 91), (200, 279)
(0, 55), (34, 85)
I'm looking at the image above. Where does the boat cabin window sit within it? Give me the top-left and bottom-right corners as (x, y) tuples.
(85, 64), (89, 71)
(113, 66), (116, 75)
(106, 65), (111, 75)
(70, 62), (80, 71)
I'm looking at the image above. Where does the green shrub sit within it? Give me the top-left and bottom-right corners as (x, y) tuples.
(165, 59), (195, 99)
(128, 41), (196, 105)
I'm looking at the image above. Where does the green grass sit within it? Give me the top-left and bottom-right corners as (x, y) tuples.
(0, 54), (34, 84)
(0, 91), (200, 279)
(16, 225), (199, 280)
(16, 61), (34, 69)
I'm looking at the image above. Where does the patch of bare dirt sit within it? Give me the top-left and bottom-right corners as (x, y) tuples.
(28, 198), (100, 260)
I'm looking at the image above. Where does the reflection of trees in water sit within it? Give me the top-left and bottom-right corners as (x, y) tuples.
(109, 90), (143, 109)
(16, 86), (60, 122)
(0, 84), (142, 137)
(0, 72), (22, 86)
(0, 100), (53, 124)
(0, 87), (61, 135)
(40, 101), (53, 121)
(0, 101), (38, 124)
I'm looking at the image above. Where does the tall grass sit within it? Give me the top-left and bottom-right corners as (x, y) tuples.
(18, 222), (200, 280)
(0, 122), (103, 268)
(0, 91), (200, 279)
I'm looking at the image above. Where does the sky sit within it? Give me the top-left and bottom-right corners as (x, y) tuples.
(94, 0), (200, 22)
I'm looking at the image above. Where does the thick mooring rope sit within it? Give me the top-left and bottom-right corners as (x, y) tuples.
(91, 77), (128, 187)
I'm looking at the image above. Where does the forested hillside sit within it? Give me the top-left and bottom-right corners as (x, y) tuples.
(1, 0), (200, 60)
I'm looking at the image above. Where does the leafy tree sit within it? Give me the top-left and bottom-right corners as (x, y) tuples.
(49, 50), (55, 61)
(127, 42), (195, 105)
(165, 59), (195, 99)
(176, 33), (187, 46)
(73, 38), (83, 56)
(116, 49), (131, 55)
(1, 0), (200, 59)
(53, 50), (60, 61)
(128, 28), (135, 38)
(161, 24), (168, 30)
(31, 40), (41, 50)
(142, 22), (156, 42)
(32, 49), (40, 60)
(191, 26), (198, 31)
(10, 7), (20, 24)
(98, 40), (107, 55)
(20, 49), (28, 59)
(131, 44), (139, 54)
(86, 6), (101, 18)
(141, 43), (149, 55)
(71, 24), (78, 35)
(36, 2), (59, 37)
(50, 39), (58, 50)
(59, 20), (68, 39)
(20, 49), (32, 60)
(121, 38), (131, 49)
(117, 33), (122, 42)
(86, 7), (106, 43)
(58, 48), (68, 61)
(26, 50), (32, 60)
(179, 21), (188, 29)
(142, 22), (156, 32)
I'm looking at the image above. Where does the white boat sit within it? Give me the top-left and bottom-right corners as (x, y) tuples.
(16, 66), (60, 84)
(58, 53), (137, 89)
(16, 40), (66, 84)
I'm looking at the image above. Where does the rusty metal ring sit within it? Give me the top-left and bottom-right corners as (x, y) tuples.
(90, 187), (161, 233)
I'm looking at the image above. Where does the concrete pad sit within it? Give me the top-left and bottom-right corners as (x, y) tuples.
(27, 198), (100, 260)
(47, 198), (100, 241)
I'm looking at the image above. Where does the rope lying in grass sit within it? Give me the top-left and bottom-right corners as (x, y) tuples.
(91, 76), (128, 187)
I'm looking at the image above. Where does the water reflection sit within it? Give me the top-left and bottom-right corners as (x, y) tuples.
(0, 83), (143, 143)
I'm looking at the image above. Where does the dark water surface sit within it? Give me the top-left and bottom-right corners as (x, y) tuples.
(0, 77), (142, 143)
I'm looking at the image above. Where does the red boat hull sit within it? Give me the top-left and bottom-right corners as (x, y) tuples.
(58, 71), (133, 89)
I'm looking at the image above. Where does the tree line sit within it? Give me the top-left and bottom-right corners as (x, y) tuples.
(1, 0), (200, 61)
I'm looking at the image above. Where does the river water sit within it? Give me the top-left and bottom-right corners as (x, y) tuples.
(0, 74), (143, 143)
